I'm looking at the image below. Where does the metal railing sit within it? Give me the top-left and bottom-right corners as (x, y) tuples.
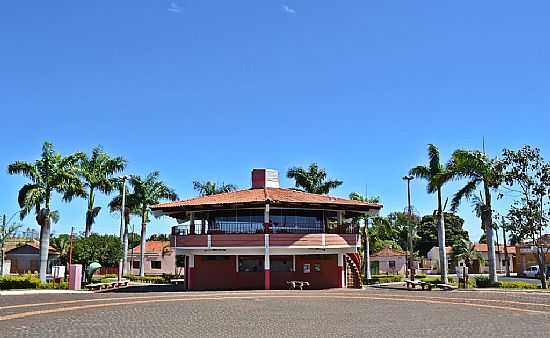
(172, 222), (358, 235)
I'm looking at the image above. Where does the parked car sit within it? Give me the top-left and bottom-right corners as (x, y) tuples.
(523, 265), (540, 278)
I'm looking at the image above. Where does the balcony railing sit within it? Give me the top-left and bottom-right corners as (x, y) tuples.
(172, 222), (357, 236)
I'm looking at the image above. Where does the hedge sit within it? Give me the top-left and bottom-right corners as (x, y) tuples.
(367, 275), (404, 284)
(0, 274), (68, 290)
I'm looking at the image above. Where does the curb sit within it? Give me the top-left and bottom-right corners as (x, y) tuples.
(0, 290), (92, 296)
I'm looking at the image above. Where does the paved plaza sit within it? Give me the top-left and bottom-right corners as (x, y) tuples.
(1, 287), (549, 337)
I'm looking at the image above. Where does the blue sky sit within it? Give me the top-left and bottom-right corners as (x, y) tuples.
(1, 1), (549, 242)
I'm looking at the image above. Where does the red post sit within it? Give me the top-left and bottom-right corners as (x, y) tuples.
(265, 269), (270, 290)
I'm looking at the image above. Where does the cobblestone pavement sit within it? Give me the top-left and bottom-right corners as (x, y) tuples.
(1, 287), (549, 338)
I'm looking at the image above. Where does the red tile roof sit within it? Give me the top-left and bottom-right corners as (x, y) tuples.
(371, 246), (406, 257)
(474, 243), (516, 255)
(151, 188), (382, 211)
(129, 241), (171, 254)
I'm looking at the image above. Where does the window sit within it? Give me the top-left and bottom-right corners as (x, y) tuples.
(389, 261), (396, 269)
(271, 258), (292, 272)
(238, 257), (264, 272)
(151, 261), (162, 269)
(132, 261), (140, 269)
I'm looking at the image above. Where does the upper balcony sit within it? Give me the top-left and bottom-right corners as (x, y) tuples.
(171, 222), (358, 236)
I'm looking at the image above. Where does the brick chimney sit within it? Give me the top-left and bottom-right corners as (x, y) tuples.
(251, 169), (280, 189)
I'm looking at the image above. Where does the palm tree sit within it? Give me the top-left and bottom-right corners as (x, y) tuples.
(448, 150), (502, 283)
(127, 172), (177, 276)
(409, 144), (452, 284)
(287, 163), (343, 194)
(73, 146), (126, 237)
(349, 193), (380, 281)
(8, 142), (85, 282)
(109, 181), (140, 275)
(452, 239), (484, 269)
(192, 181), (237, 196)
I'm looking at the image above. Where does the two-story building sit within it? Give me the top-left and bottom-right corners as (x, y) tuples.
(151, 169), (382, 290)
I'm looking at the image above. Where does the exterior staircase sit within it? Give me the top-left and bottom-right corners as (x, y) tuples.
(345, 253), (362, 288)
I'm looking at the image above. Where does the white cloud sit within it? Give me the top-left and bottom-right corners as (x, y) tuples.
(168, 1), (182, 13)
(282, 5), (296, 15)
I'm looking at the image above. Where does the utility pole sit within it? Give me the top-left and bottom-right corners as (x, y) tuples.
(502, 217), (510, 277)
(364, 217), (371, 281)
(403, 175), (414, 280)
(118, 176), (128, 282)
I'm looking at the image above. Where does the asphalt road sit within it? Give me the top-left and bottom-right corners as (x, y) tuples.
(1, 287), (549, 338)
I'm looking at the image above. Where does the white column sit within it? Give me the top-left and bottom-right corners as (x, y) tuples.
(236, 255), (239, 273)
(292, 255), (296, 272)
(264, 233), (270, 290)
(338, 253), (345, 288)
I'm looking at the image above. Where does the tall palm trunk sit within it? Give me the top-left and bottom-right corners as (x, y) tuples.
(363, 223), (371, 281)
(437, 189), (448, 284)
(38, 209), (51, 283)
(139, 208), (147, 277)
(85, 189), (94, 237)
(483, 184), (497, 284)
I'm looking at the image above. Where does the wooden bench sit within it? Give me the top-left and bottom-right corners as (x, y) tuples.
(405, 280), (432, 291)
(85, 280), (129, 291)
(287, 281), (310, 290)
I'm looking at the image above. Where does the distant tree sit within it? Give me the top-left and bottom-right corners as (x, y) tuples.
(410, 144), (453, 284)
(72, 234), (123, 269)
(148, 234), (170, 241)
(448, 149), (503, 284)
(8, 142), (85, 282)
(415, 213), (469, 257)
(50, 234), (71, 266)
(70, 146), (126, 237)
(192, 181), (237, 196)
(1, 213), (22, 275)
(386, 211), (420, 252)
(287, 163), (342, 194)
(452, 239), (483, 269)
(349, 192), (380, 279)
(127, 172), (177, 276)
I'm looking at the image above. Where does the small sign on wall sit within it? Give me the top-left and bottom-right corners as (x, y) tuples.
(303, 263), (311, 273)
(314, 264), (321, 272)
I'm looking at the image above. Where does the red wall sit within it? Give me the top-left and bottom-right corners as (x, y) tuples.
(191, 254), (339, 290)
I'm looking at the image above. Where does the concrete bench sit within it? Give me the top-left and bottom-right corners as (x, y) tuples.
(170, 279), (185, 285)
(405, 280), (432, 291)
(434, 283), (455, 290)
(85, 280), (129, 291)
(287, 281), (310, 290)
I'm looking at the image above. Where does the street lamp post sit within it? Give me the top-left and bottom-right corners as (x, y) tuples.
(402, 175), (414, 280)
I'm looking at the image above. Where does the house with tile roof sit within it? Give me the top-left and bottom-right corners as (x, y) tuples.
(4, 240), (59, 274)
(428, 244), (516, 274)
(127, 240), (178, 276)
(370, 246), (407, 275)
(151, 169), (382, 290)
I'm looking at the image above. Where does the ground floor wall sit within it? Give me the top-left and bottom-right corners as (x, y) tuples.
(188, 254), (341, 290)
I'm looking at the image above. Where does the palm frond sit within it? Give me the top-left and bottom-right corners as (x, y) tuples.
(451, 179), (480, 211)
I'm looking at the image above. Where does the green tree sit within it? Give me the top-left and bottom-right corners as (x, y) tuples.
(501, 145), (550, 288)
(148, 233), (170, 241)
(416, 213), (469, 257)
(74, 146), (126, 237)
(50, 234), (71, 266)
(127, 172), (177, 276)
(349, 192), (380, 279)
(1, 213), (22, 275)
(287, 163), (343, 194)
(448, 149), (503, 283)
(8, 142), (85, 282)
(192, 181), (237, 196)
(72, 234), (123, 269)
(452, 239), (483, 269)
(410, 144), (453, 284)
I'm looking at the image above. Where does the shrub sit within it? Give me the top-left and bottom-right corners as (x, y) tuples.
(474, 276), (499, 288)
(414, 273), (427, 279)
(497, 281), (540, 289)
(0, 274), (67, 290)
(367, 275), (404, 284)
(124, 274), (167, 284)
(0, 274), (41, 290)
